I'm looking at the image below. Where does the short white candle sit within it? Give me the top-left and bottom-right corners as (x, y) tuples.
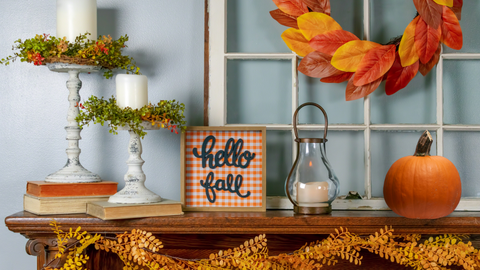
(116, 74), (149, 109)
(57, 0), (97, 42)
(297, 181), (329, 207)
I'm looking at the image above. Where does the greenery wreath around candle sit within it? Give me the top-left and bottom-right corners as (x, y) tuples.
(75, 95), (187, 138)
(0, 32), (140, 79)
(43, 220), (479, 270)
(270, 0), (463, 100)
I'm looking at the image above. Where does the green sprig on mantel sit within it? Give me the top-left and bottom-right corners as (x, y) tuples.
(75, 95), (186, 138)
(0, 32), (140, 79)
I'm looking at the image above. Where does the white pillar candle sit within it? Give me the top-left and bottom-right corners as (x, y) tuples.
(57, 0), (97, 42)
(297, 181), (329, 206)
(116, 74), (149, 109)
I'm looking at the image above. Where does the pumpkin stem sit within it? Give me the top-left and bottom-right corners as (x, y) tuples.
(414, 130), (433, 156)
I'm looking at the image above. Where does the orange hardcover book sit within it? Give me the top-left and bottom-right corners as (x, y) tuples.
(26, 181), (118, 197)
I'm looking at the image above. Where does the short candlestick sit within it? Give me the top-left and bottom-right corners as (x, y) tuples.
(108, 123), (162, 204)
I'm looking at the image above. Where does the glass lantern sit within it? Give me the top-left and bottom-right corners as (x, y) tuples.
(286, 102), (340, 215)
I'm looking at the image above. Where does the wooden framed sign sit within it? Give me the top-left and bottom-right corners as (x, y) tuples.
(181, 126), (266, 211)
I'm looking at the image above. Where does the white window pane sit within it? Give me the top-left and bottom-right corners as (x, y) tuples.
(266, 130), (292, 196)
(331, 0), (363, 38)
(227, 59), (292, 124)
(444, 60), (480, 125)
(298, 74), (364, 124)
(370, 0), (416, 44)
(227, 0), (290, 53)
(444, 132), (480, 197)
(370, 74), (436, 124)
(370, 131), (437, 197)
(443, 1), (480, 53)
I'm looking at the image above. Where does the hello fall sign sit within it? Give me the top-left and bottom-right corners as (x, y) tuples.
(181, 127), (266, 211)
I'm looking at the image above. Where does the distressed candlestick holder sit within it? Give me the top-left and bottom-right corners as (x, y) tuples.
(108, 122), (162, 204)
(45, 63), (101, 183)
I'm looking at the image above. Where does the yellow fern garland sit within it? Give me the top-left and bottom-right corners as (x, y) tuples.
(43, 220), (480, 270)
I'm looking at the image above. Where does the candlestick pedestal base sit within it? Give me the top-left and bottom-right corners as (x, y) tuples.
(109, 124), (162, 204)
(45, 63), (101, 183)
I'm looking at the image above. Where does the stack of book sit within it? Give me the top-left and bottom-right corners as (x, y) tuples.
(86, 199), (184, 220)
(23, 181), (118, 215)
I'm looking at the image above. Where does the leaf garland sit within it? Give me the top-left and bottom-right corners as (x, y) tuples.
(42, 221), (480, 270)
(270, 0), (464, 100)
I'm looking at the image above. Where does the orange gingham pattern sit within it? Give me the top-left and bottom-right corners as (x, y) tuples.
(185, 130), (263, 208)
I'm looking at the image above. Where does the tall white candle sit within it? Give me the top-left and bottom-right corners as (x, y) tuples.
(116, 74), (149, 109)
(297, 181), (329, 206)
(57, 0), (97, 42)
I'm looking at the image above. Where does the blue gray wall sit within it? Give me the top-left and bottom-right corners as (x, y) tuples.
(0, 0), (204, 268)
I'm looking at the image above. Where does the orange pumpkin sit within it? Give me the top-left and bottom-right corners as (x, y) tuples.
(383, 130), (461, 219)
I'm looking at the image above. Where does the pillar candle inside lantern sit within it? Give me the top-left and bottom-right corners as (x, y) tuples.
(56, 0), (97, 42)
(297, 181), (329, 207)
(116, 74), (148, 109)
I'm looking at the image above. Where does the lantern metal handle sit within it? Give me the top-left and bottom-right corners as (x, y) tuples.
(292, 102), (329, 142)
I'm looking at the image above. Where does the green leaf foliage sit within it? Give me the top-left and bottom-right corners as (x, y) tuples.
(1, 32), (140, 79)
(75, 95), (186, 138)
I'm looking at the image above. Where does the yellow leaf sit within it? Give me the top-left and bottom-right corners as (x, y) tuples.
(297, 12), (342, 41)
(281, 28), (314, 57)
(399, 16), (420, 67)
(331, 40), (382, 72)
(434, 0), (453, 7)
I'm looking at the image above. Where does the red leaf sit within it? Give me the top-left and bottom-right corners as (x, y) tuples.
(301, 0), (331, 15)
(385, 53), (419, 95)
(414, 17), (441, 64)
(419, 43), (441, 76)
(272, 0), (309, 16)
(309, 30), (359, 56)
(320, 72), (353, 83)
(441, 6), (463, 50)
(354, 45), (396, 86)
(270, 9), (299, 29)
(298, 51), (343, 78)
(345, 74), (382, 101)
(413, 0), (443, 29)
(449, 0), (463, 20)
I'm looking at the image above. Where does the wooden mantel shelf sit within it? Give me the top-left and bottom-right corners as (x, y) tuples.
(6, 210), (480, 270)
(6, 210), (480, 236)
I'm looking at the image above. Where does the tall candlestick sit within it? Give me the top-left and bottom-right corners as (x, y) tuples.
(57, 0), (97, 42)
(116, 74), (149, 109)
(297, 181), (329, 207)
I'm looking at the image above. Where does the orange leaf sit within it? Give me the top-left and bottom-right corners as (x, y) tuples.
(309, 30), (359, 56)
(441, 6), (463, 50)
(302, 0), (331, 15)
(298, 51), (343, 78)
(434, 0), (453, 7)
(386, 53), (419, 95)
(345, 74), (382, 101)
(413, 0), (443, 29)
(297, 12), (342, 41)
(331, 40), (382, 72)
(414, 17), (441, 64)
(449, 0), (463, 20)
(272, 0), (309, 16)
(321, 72), (353, 83)
(419, 43), (441, 76)
(399, 16), (420, 67)
(354, 45), (396, 86)
(270, 9), (299, 29)
(281, 28), (315, 57)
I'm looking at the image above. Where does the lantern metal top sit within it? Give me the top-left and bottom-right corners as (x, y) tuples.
(293, 102), (329, 143)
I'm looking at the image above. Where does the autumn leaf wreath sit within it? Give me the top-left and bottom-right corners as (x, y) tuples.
(270, 0), (463, 100)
